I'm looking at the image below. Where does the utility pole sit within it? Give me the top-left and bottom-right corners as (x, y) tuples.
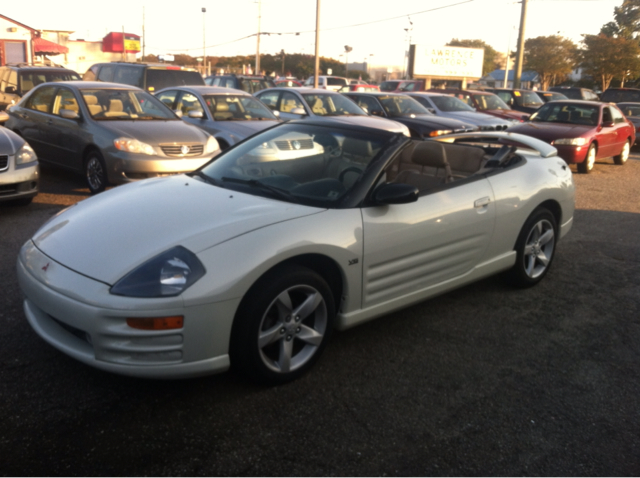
(314, 0), (320, 88)
(255, 0), (261, 75)
(281, 49), (285, 76)
(142, 6), (145, 59)
(513, 0), (528, 89)
(202, 7), (207, 76)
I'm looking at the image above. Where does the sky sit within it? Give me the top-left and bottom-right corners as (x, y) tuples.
(3, 0), (623, 70)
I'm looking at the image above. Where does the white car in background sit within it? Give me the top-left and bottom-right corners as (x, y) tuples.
(17, 120), (574, 385)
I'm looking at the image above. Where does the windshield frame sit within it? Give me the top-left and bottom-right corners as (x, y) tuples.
(429, 95), (475, 112)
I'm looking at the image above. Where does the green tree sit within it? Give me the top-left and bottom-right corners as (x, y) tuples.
(580, 34), (640, 90)
(523, 35), (577, 90)
(446, 39), (501, 76)
(600, 0), (640, 39)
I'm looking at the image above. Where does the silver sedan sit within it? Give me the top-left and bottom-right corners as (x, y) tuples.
(0, 111), (38, 205)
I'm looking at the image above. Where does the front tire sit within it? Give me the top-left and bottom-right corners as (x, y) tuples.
(230, 264), (335, 385)
(84, 150), (108, 194)
(504, 207), (557, 288)
(614, 140), (630, 165)
(577, 143), (596, 174)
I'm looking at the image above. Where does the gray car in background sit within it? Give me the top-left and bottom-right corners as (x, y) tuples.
(5, 81), (220, 194)
(155, 86), (280, 150)
(0, 111), (38, 205)
(407, 92), (511, 131)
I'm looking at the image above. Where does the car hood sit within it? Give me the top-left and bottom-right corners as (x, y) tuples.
(309, 115), (409, 134)
(507, 122), (595, 141)
(32, 175), (323, 285)
(97, 120), (209, 144)
(393, 114), (475, 132)
(205, 119), (279, 137)
(485, 109), (530, 121)
(441, 111), (506, 126)
(0, 126), (23, 154)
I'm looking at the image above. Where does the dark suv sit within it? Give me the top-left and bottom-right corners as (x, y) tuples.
(485, 88), (545, 114)
(205, 75), (275, 94)
(599, 87), (640, 103)
(83, 62), (204, 93)
(549, 86), (600, 101)
(0, 64), (80, 110)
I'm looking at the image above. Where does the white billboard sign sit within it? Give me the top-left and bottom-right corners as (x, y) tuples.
(413, 45), (484, 78)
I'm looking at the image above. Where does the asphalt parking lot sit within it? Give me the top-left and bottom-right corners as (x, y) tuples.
(1, 154), (639, 476)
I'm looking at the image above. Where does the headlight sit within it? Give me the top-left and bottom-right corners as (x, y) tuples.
(114, 137), (156, 155)
(427, 129), (453, 137)
(553, 138), (587, 146)
(110, 246), (206, 297)
(205, 136), (219, 154)
(16, 143), (37, 165)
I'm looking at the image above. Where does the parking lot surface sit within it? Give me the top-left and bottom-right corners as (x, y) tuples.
(1, 155), (639, 476)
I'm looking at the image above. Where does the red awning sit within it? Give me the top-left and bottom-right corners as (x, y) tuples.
(33, 37), (68, 55)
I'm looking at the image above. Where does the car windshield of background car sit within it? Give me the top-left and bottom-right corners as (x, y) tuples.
(379, 81), (401, 92)
(327, 78), (348, 86)
(430, 95), (474, 112)
(81, 89), (178, 120)
(379, 96), (430, 117)
(529, 103), (599, 125)
(619, 104), (640, 117)
(301, 94), (366, 116)
(198, 123), (390, 207)
(145, 69), (204, 92)
(204, 95), (277, 121)
(518, 91), (544, 107)
(20, 71), (80, 94)
(474, 94), (509, 110)
(541, 92), (568, 102)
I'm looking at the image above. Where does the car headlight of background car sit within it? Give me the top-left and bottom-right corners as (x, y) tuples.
(110, 246), (206, 297)
(205, 136), (219, 154)
(16, 143), (37, 165)
(114, 137), (156, 155)
(552, 138), (587, 146)
(427, 129), (453, 138)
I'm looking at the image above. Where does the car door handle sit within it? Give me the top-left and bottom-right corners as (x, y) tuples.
(474, 197), (491, 208)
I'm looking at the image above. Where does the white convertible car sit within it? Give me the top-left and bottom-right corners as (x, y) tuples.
(17, 119), (575, 384)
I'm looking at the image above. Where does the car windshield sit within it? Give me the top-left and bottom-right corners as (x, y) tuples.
(81, 89), (178, 120)
(429, 95), (475, 112)
(19, 71), (80, 94)
(203, 94), (277, 121)
(197, 123), (391, 208)
(619, 104), (640, 117)
(540, 92), (568, 102)
(473, 94), (510, 111)
(379, 95), (430, 116)
(327, 77), (348, 86)
(145, 69), (204, 91)
(380, 81), (401, 92)
(301, 93), (366, 116)
(515, 91), (544, 107)
(238, 78), (274, 94)
(529, 103), (599, 125)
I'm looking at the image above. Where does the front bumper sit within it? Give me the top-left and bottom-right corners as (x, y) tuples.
(0, 159), (38, 202)
(103, 150), (218, 185)
(17, 240), (236, 379)
(549, 144), (588, 164)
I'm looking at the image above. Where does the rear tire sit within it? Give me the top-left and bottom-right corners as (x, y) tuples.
(504, 207), (557, 288)
(230, 264), (335, 385)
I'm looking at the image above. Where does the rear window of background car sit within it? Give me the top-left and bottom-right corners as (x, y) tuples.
(327, 78), (347, 86)
(145, 70), (204, 92)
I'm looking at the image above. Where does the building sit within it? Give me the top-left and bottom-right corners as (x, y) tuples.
(0, 14), (68, 65)
(479, 69), (540, 89)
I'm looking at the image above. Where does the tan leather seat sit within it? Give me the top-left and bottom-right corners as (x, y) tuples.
(311, 98), (326, 115)
(84, 95), (103, 116)
(395, 141), (453, 192)
(103, 99), (126, 117)
(214, 102), (233, 120)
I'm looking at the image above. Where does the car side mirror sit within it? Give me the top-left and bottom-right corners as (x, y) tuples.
(428, 108), (436, 114)
(59, 109), (79, 120)
(0, 111), (9, 123)
(373, 182), (419, 204)
(273, 110), (280, 117)
(173, 109), (183, 118)
(5, 86), (17, 95)
(290, 107), (307, 116)
(188, 110), (204, 119)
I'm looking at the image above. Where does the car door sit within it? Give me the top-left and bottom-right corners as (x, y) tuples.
(46, 86), (84, 170)
(597, 106), (618, 158)
(610, 105), (631, 152)
(361, 148), (496, 309)
(14, 85), (58, 161)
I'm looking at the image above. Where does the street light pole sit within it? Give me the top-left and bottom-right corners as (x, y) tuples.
(314, 0), (320, 88)
(202, 7), (207, 77)
(255, 0), (262, 75)
(514, 0), (528, 89)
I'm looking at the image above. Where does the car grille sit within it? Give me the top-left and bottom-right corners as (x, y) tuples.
(453, 127), (476, 133)
(0, 184), (17, 195)
(275, 139), (314, 150)
(480, 125), (509, 131)
(160, 144), (204, 157)
(0, 155), (8, 172)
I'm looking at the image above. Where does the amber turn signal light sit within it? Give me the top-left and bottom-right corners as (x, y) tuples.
(126, 316), (184, 330)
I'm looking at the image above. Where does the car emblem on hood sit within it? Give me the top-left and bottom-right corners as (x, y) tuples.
(180, 145), (190, 155)
(292, 140), (301, 150)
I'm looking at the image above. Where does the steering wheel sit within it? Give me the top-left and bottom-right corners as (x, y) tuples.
(339, 166), (363, 183)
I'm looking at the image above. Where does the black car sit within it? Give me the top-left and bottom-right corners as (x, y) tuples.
(486, 88), (544, 114)
(83, 62), (204, 93)
(599, 87), (640, 104)
(537, 91), (569, 103)
(549, 86), (600, 101)
(0, 64), (80, 110)
(205, 75), (275, 94)
(342, 92), (478, 138)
